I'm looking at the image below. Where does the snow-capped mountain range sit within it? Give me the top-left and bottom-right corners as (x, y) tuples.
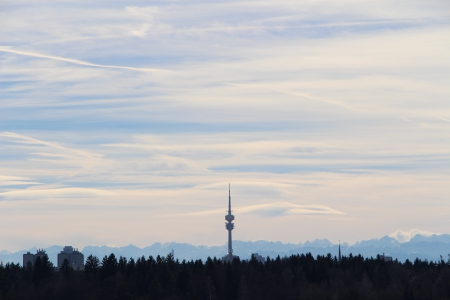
(2, 231), (450, 266)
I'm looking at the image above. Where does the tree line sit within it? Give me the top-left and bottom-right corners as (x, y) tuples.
(1, 252), (450, 299)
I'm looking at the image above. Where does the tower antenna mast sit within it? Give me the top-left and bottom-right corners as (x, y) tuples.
(228, 183), (231, 214)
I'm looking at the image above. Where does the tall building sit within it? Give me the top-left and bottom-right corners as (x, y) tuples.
(223, 184), (238, 262)
(23, 249), (48, 267)
(23, 252), (34, 267)
(57, 246), (84, 271)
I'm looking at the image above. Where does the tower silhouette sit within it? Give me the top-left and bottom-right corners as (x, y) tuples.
(225, 183), (235, 262)
(338, 240), (342, 262)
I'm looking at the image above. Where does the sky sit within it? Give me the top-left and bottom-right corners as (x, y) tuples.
(1, 0), (450, 252)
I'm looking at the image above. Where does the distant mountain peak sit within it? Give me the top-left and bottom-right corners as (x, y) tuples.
(389, 229), (438, 243)
(303, 238), (332, 247)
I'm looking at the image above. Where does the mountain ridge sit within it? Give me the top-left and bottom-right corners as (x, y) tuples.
(2, 234), (450, 266)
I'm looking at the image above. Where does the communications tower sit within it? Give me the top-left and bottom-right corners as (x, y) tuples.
(224, 184), (235, 262)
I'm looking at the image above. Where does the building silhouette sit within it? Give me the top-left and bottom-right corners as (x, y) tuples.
(381, 252), (392, 262)
(23, 249), (48, 267)
(252, 253), (265, 263)
(57, 246), (84, 271)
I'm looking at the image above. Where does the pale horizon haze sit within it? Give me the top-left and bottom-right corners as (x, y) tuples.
(1, 0), (450, 252)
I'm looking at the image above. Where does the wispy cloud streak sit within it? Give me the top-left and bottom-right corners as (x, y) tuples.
(165, 203), (344, 217)
(0, 47), (169, 73)
(0, 132), (101, 159)
(0, 187), (114, 200)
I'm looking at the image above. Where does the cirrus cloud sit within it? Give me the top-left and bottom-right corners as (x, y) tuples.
(166, 202), (344, 218)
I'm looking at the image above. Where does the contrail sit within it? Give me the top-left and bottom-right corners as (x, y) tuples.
(224, 82), (352, 110)
(0, 46), (169, 73)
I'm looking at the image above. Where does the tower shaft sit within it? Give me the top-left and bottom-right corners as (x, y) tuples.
(228, 229), (232, 255)
(339, 241), (342, 262)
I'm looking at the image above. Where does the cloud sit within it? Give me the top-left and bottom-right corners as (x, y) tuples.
(0, 175), (41, 186)
(167, 202), (344, 218)
(389, 229), (438, 243)
(0, 47), (169, 73)
(127, 161), (189, 172)
(224, 82), (352, 110)
(437, 117), (450, 123)
(0, 187), (114, 201)
(240, 203), (345, 217)
(0, 132), (100, 159)
(0, 132), (109, 170)
(0, 181), (41, 186)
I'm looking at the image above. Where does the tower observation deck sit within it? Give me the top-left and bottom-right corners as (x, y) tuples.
(223, 184), (236, 262)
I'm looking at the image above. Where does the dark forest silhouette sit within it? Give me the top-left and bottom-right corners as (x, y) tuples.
(1, 252), (450, 299)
